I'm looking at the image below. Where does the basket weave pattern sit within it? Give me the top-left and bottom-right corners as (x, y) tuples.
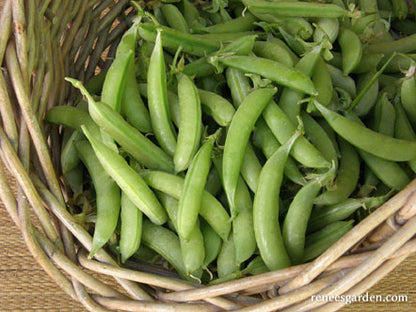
(1, 1), (416, 311)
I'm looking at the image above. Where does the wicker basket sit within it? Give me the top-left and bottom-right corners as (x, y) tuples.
(1, 0), (416, 311)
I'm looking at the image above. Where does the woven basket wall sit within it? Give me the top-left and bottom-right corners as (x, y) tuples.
(1, 0), (416, 311)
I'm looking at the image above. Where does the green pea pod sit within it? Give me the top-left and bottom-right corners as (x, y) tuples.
(253, 40), (296, 68)
(373, 93), (396, 136)
(138, 23), (220, 57)
(246, 0), (348, 18)
(178, 136), (215, 239)
(283, 179), (322, 265)
(192, 12), (257, 34)
(303, 220), (353, 262)
(223, 87), (277, 211)
(263, 101), (331, 169)
(81, 126), (168, 225)
(157, 192), (205, 275)
(353, 71), (379, 117)
(141, 219), (201, 281)
(197, 89), (235, 127)
(338, 28), (363, 75)
(392, 0), (408, 20)
(61, 130), (83, 175)
(183, 0), (204, 28)
(233, 177), (256, 265)
(301, 111), (338, 168)
(252, 118), (306, 186)
(121, 58), (152, 133)
(401, 73), (416, 127)
(345, 113), (410, 190)
(225, 67), (252, 108)
(140, 170), (231, 240)
(75, 140), (121, 258)
(395, 102), (416, 173)
(327, 64), (357, 98)
(217, 236), (239, 278)
(183, 35), (257, 78)
(161, 4), (189, 33)
(119, 192), (142, 263)
(253, 132), (301, 271)
(148, 30), (177, 156)
(138, 83), (181, 128)
(65, 78), (175, 172)
(311, 56), (333, 107)
(314, 137), (359, 206)
(174, 73), (202, 173)
(63, 164), (84, 195)
(279, 44), (323, 124)
(240, 143), (262, 194)
(308, 194), (391, 233)
(314, 101), (416, 162)
(205, 165), (223, 196)
(200, 219), (222, 269)
(313, 17), (339, 43)
(218, 55), (317, 95)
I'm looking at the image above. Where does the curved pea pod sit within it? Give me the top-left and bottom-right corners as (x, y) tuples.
(217, 55), (317, 95)
(178, 136), (215, 240)
(395, 102), (416, 173)
(313, 101), (416, 162)
(240, 143), (262, 194)
(193, 11), (257, 34)
(327, 64), (357, 98)
(308, 194), (392, 233)
(138, 23), (220, 57)
(138, 83), (180, 128)
(313, 17), (339, 43)
(253, 40), (296, 68)
(225, 68), (252, 108)
(157, 192), (205, 275)
(101, 49), (133, 113)
(174, 74), (202, 173)
(119, 192), (142, 263)
(200, 219), (222, 269)
(161, 4), (189, 33)
(183, 35), (257, 78)
(252, 118), (306, 186)
(233, 177), (256, 265)
(303, 220), (353, 262)
(301, 112), (338, 168)
(217, 236), (239, 278)
(141, 220), (201, 281)
(75, 140), (121, 258)
(183, 0), (205, 28)
(245, 0), (348, 18)
(253, 132), (301, 271)
(140, 170), (231, 240)
(283, 180), (322, 265)
(314, 137), (359, 206)
(223, 87), (277, 211)
(401, 73), (416, 127)
(311, 56), (333, 107)
(197, 89), (235, 127)
(263, 101), (331, 169)
(81, 127), (168, 225)
(121, 55), (152, 133)
(148, 30), (177, 157)
(338, 28), (363, 75)
(353, 71), (379, 117)
(373, 92), (396, 136)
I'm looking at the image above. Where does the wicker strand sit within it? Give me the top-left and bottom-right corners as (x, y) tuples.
(310, 253), (411, 312)
(282, 214), (416, 312)
(77, 249), (240, 311)
(279, 179), (416, 294)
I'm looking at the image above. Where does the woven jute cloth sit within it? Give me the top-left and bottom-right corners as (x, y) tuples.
(1, 158), (415, 311)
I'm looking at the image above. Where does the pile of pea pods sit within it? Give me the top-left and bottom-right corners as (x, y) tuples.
(46, 0), (416, 283)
